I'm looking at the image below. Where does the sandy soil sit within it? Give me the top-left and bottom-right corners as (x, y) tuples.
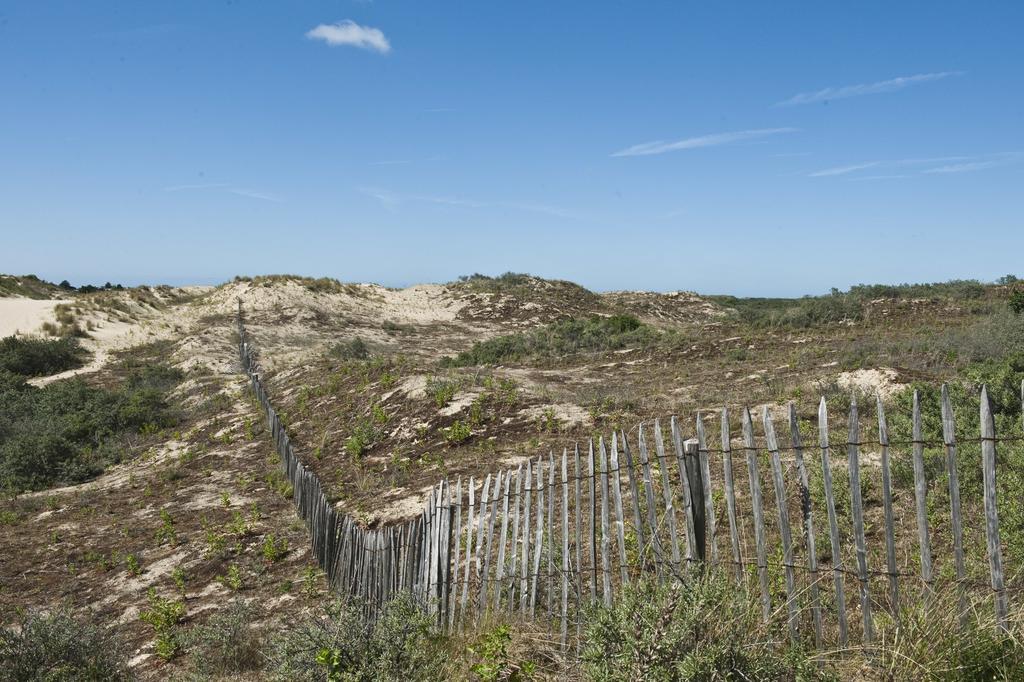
(0, 298), (73, 336)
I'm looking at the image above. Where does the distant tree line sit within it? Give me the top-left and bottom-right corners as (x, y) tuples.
(58, 280), (124, 293)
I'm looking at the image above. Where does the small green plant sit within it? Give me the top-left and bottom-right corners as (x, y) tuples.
(266, 469), (294, 499)
(302, 565), (320, 599)
(262, 533), (290, 563)
(125, 553), (141, 577)
(221, 491), (231, 507)
(171, 566), (187, 595)
(316, 647), (344, 681)
(537, 407), (559, 432)
(344, 419), (378, 458)
(426, 376), (460, 408)
(139, 588), (186, 661)
(443, 419), (473, 444)
(203, 527), (227, 558)
(155, 509), (177, 545)
(218, 564), (243, 591)
(227, 509), (250, 537)
(469, 625), (535, 682)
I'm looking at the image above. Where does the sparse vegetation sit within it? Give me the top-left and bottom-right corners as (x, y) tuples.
(0, 274), (64, 299)
(442, 314), (655, 367)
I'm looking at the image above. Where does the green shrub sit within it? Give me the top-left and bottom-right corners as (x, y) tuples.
(0, 608), (131, 681)
(0, 336), (87, 377)
(139, 588), (186, 661)
(269, 595), (446, 681)
(330, 337), (369, 360)
(456, 272), (534, 290)
(873, 588), (1024, 680)
(441, 314), (655, 367)
(426, 376), (461, 407)
(218, 564), (244, 591)
(443, 420), (472, 444)
(0, 362), (183, 492)
(581, 574), (832, 680)
(711, 293), (862, 329)
(262, 533), (290, 563)
(467, 625), (535, 682)
(183, 601), (265, 678)
(1009, 290), (1024, 315)
(344, 419), (378, 458)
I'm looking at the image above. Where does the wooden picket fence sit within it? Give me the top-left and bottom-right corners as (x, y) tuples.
(237, 304), (1015, 647)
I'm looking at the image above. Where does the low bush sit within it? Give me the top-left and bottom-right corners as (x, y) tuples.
(442, 314), (656, 367)
(581, 574), (832, 680)
(0, 608), (131, 681)
(0, 362), (183, 492)
(269, 595), (447, 681)
(183, 601), (265, 678)
(330, 337), (369, 361)
(0, 336), (87, 377)
(873, 588), (1024, 679)
(711, 293), (862, 329)
(139, 588), (186, 661)
(426, 376), (461, 407)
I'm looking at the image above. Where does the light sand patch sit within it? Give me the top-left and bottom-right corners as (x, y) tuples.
(0, 298), (72, 336)
(107, 550), (189, 606)
(836, 367), (904, 400)
(519, 403), (592, 429)
(439, 390), (481, 416)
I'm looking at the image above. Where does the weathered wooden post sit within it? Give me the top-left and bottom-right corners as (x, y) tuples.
(683, 438), (706, 564)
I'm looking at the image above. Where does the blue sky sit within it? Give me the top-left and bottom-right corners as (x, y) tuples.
(1, 2), (1022, 296)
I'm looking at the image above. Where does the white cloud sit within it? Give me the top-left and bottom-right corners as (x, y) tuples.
(808, 162), (883, 177)
(611, 128), (798, 158)
(306, 20), (390, 53)
(776, 71), (961, 107)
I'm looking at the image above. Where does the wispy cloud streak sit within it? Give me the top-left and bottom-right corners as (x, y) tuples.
(776, 71), (962, 107)
(922, 154), (1022, 174)
(809, 153), (1020, 178)
(357, 187), (583, 219)
(611, 128), (798, 157)
(228, 188), (283, 202)
(162, 183), (283, 202)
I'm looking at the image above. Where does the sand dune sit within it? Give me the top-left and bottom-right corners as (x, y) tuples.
(0, 298), (72, 337)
